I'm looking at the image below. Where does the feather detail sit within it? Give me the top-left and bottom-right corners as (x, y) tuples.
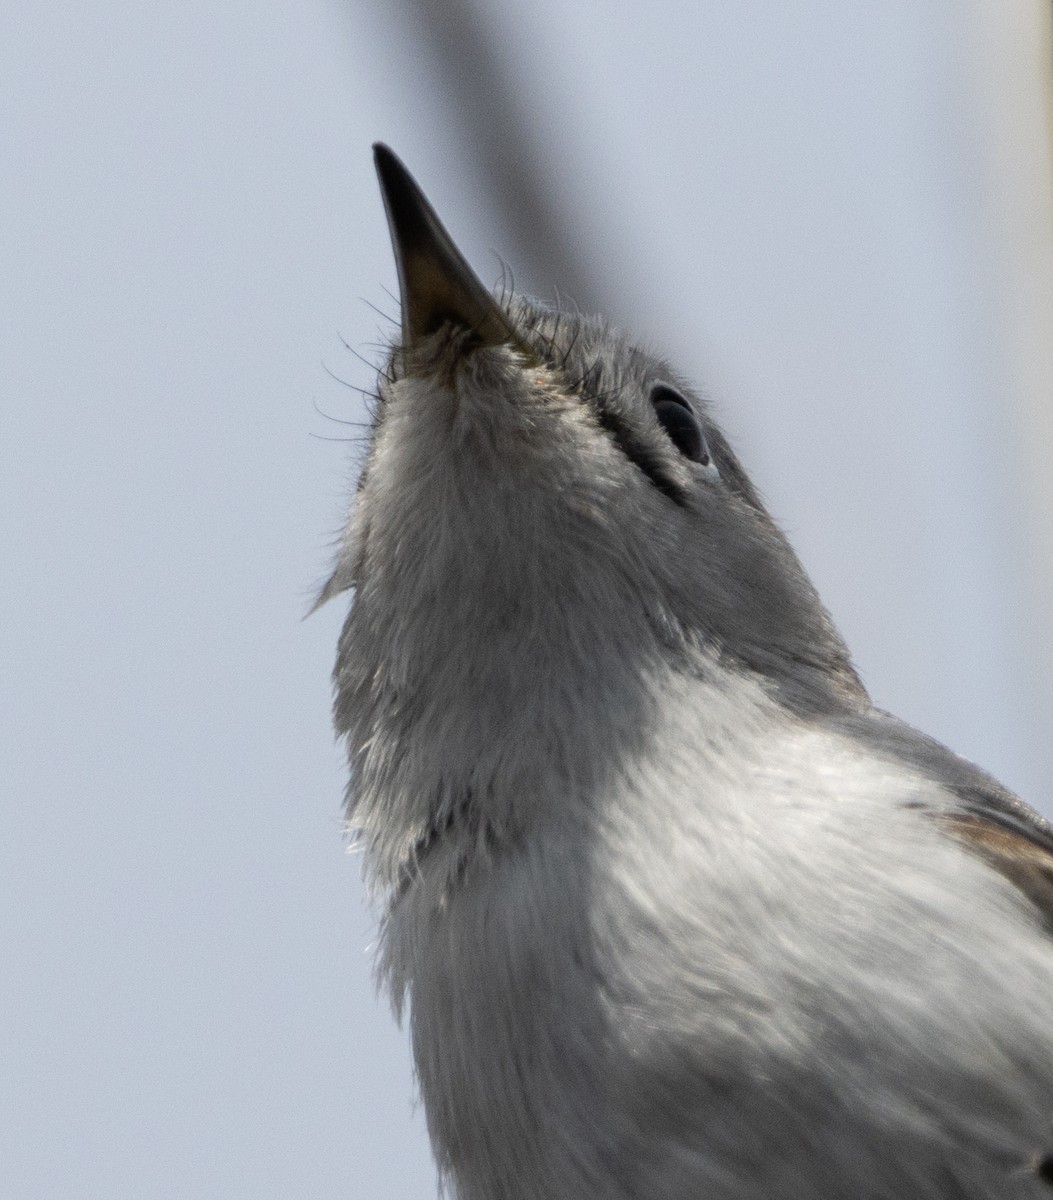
(942, 811), (1053, 934)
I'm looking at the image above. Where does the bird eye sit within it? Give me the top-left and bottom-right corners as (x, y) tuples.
(650, 384), (711, 466)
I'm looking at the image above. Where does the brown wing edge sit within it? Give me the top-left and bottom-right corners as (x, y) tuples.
(831, 708), (1053, 936)
(941, 810), (1053, 936)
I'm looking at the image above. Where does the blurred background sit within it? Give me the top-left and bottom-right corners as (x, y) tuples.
(2, 1), (1051, 1196)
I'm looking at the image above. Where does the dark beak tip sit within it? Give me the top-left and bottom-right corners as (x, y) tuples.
(372, 143), (409, 202)
(372, 142), (399, 169)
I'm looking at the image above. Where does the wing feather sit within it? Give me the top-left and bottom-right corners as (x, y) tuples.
(835, 708), (1053, 932)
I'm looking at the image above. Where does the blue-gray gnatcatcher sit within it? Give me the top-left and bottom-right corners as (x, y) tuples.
(319, 144), (1053, 1199)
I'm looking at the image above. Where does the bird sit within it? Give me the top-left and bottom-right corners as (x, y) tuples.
(318, 143), (1053, 1199)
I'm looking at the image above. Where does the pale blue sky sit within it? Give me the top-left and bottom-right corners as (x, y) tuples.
(3, 2), (1050, 1197)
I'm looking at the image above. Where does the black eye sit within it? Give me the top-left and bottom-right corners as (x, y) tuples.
(650, 384), (710, 465)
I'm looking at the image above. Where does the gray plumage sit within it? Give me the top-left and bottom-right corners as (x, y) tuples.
(321, 145), (1053, 1199)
